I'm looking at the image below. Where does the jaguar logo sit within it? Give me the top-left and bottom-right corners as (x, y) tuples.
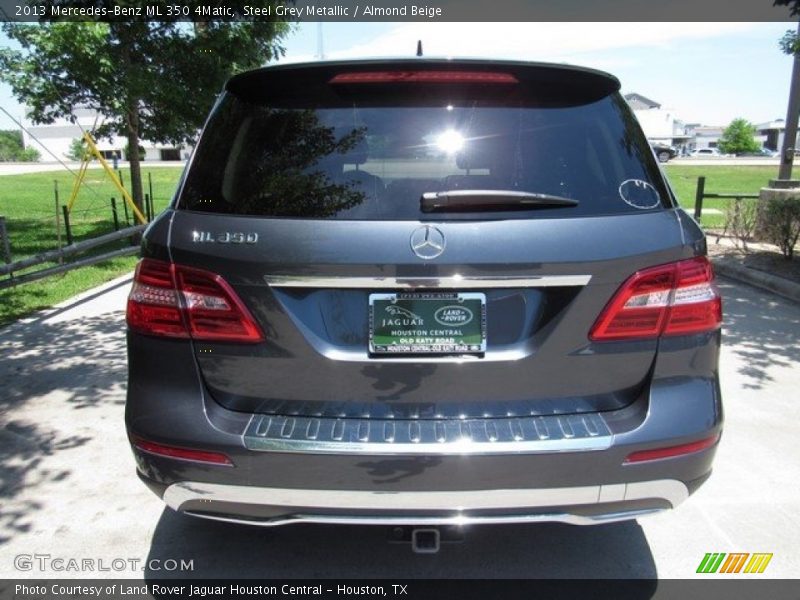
(192, 231), (258, 244)
(385, 306), (423, 321)
(383, 305), (424, 326)
(434, 305), (473, 327)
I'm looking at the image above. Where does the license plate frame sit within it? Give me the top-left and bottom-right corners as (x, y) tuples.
(368, 292), (486, 355)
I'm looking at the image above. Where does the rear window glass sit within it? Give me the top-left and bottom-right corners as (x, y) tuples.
(179, 85), (671, 220)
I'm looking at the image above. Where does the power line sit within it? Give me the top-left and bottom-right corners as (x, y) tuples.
(0, 105), (104, 200)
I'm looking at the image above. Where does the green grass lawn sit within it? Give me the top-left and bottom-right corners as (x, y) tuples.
(663, 164), (776, 228)
(0, 166), (184, 327)
(0, 163), (782, 327)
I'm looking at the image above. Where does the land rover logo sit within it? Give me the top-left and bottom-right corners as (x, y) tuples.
(434, 305), (473, 326)
(410, 225), (445, 260)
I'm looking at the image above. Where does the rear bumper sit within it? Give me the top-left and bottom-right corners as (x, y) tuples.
(126, 333), (723, 527)
(160, 479), (688, 527)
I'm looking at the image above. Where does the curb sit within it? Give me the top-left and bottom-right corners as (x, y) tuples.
(711, 255), (800, 304)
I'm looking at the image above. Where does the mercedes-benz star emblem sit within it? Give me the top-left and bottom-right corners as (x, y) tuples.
(410, 225), (446, 260)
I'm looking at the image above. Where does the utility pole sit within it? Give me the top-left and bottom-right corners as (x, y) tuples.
(19, 111), (26, 150)
(779, 20), (800, 180)
(316, 23), (325, 60)
(759, 19), (800, 246)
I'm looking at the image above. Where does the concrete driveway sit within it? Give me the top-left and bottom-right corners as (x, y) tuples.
(0, 276), (798, 579)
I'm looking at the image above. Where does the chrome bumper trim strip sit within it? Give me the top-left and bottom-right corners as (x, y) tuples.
(243, 413), (613, 455)
(182, 508), (665, 528)
(263, 274), (592, 289)
(163, 479), (689, 527)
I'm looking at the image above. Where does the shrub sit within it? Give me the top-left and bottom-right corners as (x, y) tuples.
(66, 137), (88, 161)
(17, 147), (40, 162)
(758, 196), (800, 260)
(724, 198), (759, 251)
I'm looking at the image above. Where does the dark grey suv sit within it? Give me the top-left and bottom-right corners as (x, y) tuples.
(125, 59), (722, 529)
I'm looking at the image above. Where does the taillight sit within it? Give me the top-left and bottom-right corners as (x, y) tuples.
(589, 257), (721, 341)
(329, 71), (518, 84)
(126, 259), (264, 343)
(126, 259), (185, 338)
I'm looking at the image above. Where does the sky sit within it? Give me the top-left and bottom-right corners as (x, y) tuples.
(0, 21), (796, 131)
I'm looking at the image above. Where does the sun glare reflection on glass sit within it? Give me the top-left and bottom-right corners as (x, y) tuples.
(436, 130), (464, 154)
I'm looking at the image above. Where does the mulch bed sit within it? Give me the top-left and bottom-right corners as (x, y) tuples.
(707, 233), (800, 285)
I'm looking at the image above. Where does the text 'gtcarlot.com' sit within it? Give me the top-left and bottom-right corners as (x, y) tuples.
(14, 553), (193, 572)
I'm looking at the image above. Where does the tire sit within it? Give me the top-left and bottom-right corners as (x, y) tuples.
(657, 151), (671, 163)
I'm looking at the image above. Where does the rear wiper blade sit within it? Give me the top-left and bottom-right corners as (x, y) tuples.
(420, 190), (579, 213)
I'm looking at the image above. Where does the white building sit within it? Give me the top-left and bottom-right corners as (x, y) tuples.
(755, 119), (797, 152)
(686, 124), (724, 151)
(624, 93), (691, 150)
(21, 106), (190, 163)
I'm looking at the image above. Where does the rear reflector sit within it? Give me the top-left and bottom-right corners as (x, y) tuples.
(589, 257), (722, 341)
(329, 71), (518, 84)
(127, 259), (264, 343)
(623, 434), (720, 464)
(131, 436), (234, 466)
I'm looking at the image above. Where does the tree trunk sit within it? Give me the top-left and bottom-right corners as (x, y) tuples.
(126, 107), (145, 222)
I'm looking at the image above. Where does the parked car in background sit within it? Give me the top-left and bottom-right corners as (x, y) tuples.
(736, 148), (777, 157)
(125, 59), (723, 540)
(690, 148), (721, 157)
(650, 142), (677, 163)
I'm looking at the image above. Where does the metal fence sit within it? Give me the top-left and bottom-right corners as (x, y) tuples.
(693, 176), (759, 221)
(0, 171), (158, 290)
(0, 216), (11, 265)
(0, 225), (145, 291)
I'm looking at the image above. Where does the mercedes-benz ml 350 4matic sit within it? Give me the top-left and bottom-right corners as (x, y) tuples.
(125, 59), (723, 528)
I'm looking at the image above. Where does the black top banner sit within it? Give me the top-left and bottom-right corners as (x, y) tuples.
(0, 0), (796, 22)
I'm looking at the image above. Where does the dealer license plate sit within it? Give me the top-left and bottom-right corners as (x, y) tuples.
(369, 292), (486, 355)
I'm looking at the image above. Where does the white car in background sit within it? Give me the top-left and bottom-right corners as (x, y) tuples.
(690, 148), (721, 157)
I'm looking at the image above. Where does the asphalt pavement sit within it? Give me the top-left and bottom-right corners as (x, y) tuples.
(0, 275), (798, 579)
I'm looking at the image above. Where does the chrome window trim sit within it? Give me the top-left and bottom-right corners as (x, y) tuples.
(263, 274), (592, 289)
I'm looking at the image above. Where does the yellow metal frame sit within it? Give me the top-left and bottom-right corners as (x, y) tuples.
(66, 131), (148, 224)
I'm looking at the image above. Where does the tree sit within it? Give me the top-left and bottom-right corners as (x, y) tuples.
(775, 0), (800, 12)
(0, 130), (24, 161)
(779, 28), (800, 55)
(717, 118), (761, 155)
(66, 137), (88, 162)
(124, 142), (146, 162)
(0, 4), (291, 218)
(776, 1), (800, 51)
(0, 130), (39, 162)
